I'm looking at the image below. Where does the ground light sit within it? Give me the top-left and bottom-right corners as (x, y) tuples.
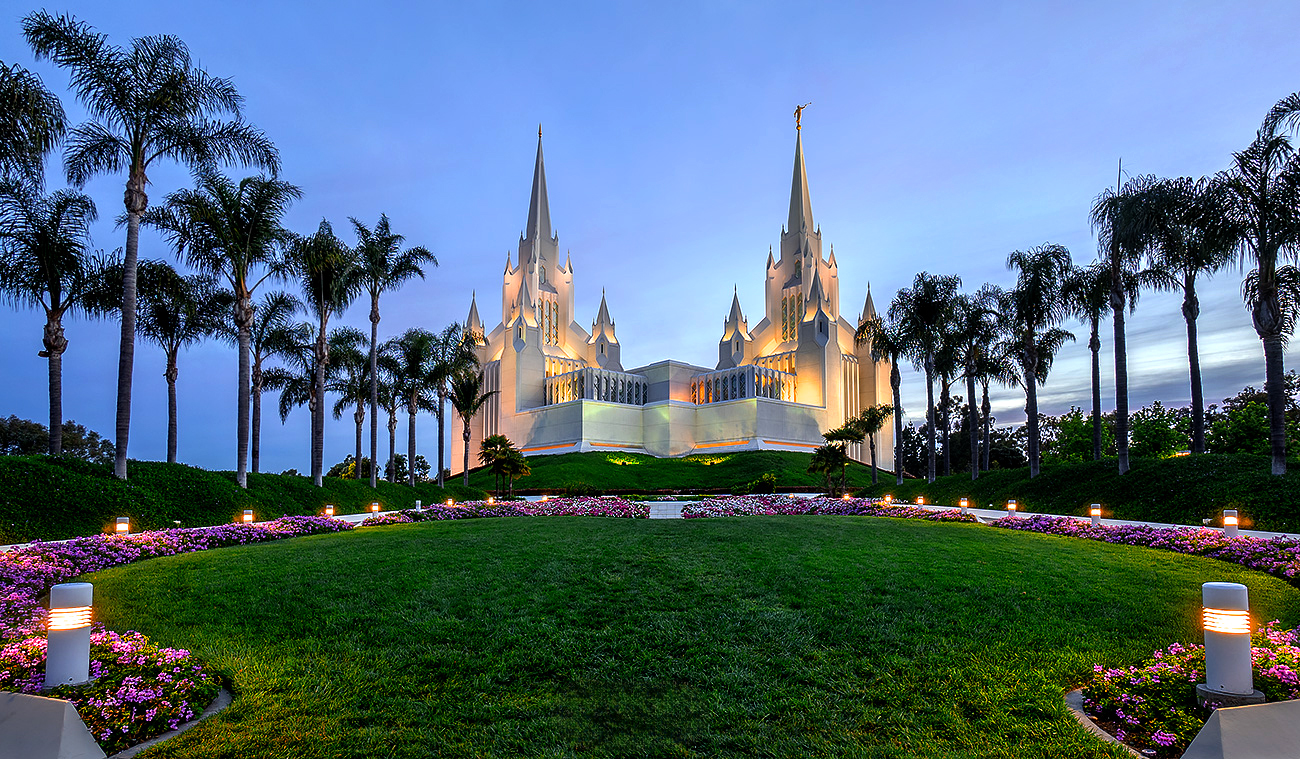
(882, 493), (891, 503)
(959, 497), (968, 515)
(1007, 499), (1018, 517)
(1197, 582), (1265, 706)
(842, 493), (851, 501)
(415, 500), (422, 511)
(488, 496), (495, 504)
(916, 496), (924, 505)
(541, 495), (549, 502)
(241, 510), (253, 523)
(45, 582), (92, 688)
(370, 502), (380, 514)
(1091, 504), (1102, 527)
(114, 517), (129, 535)
(446, 499), (454, 506)
(324, 504), (334, 517)
(1224, 509), (1239, 538)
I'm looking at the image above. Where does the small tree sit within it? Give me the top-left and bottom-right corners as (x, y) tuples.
(478, 433), (516, 497)
(449, 369), (496, 487)
(808, 443), (848, 497)
(855, 405), (894, 485)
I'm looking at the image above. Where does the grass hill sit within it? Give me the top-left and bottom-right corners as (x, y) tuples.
(0, 455), (485, 544)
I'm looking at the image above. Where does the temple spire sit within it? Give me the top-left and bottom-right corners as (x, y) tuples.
(526, 129), (552, 242)
(787, 127), (814, 235)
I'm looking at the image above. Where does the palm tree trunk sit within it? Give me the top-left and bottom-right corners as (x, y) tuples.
(924, 356), (936, 483)
(1184, 278), (1205, 454)
(891, 363), (903, 486)
(387, 410), (397, 483)
(407, 397), (418, 486)
(981, 382), (992, 472)
(43, 313), (66, 455)
(312, 324), (328, 487)
(869, 435), (878, 485)
(251, 364), (262, 474)
(462, 421), (471, 487)
(354, 402), (364, 480)
(369, 295), (380, 489)
(1024, 344), (1041, 479)
(966, 370), (978, 481)
(1112, 285), (1130, 475)
(1089, 317), (1102, 461)
(114, 207), (143, 480)
(235, 297), (254, 489)
(940, 376), (952, 477)
(165, 351), (178, 464)
(437, 386), (447, 488)
(1263, 333), (1289, 475)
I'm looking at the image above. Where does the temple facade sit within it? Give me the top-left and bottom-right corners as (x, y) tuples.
(451, 123), (894, 472)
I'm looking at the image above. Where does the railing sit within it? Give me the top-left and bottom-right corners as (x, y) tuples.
(544, 367), (649, 406)
(691, 365), (795, 404)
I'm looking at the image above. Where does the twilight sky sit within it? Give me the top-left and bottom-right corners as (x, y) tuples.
(3, 0), (1300, 474)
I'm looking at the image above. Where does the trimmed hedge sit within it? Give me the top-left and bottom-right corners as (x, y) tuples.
(856, 454), (1300, 533)
(0, 456), (486, 543)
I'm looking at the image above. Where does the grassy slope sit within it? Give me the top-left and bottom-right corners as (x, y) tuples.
(472, 449), (889, 493)
(88, 517), (1300, 759)
(0, 456), (486, 543)
(854, 454), (1300, 534)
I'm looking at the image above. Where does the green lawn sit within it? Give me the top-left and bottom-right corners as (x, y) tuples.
(86, 517), (1300, 758)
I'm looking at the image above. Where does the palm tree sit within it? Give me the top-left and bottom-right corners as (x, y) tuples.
(353, 214), (436, 488)
(1062, 262), (1133, 461)
(478, 433), (516, 498)
(934, 335), (960, 477)
(262, 321), (315, 462)
(1222, 103), (1300, 475)
(286, 220), (360, 485)
(822, 423), (863, 496)
(502, 448), (531, 497)
(973, 344), (1017, 473)
(428, 323), (480, 488)
(950, 286), (1001, 480)
(807, 443), (848, 497)
(144, 170), (299, 487)
(132, 261), (230, 463)
(385, 328), (441, 487)
(243, 291), (300, 474)
(0, 181), (107, 454)
(377, 354), (401, 483)
(1004, 244), (1075, 478)
(854, 405), (893, 485)
(24, 11), (278, 480)
(855, 314), (909, 485)
(1091, 172), (1158, 475)
(449, 369), (496, 487)
(1141, 176), (1235, 455)
(0, 62), (65, 183)
(327, 327), (370, 480)
(888, 272), (961, 483)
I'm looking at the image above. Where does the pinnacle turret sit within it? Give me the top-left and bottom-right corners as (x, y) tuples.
(466, 291), (483, 334)
(860, 285), (877, 324)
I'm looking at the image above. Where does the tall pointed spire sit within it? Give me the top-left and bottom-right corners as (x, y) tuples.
(787, 129), (814, 235)
(526, 128), (552, 242)
(594, 288), (614, 329)
(466, 291), (483, 334)
(860, 284), (877, 324)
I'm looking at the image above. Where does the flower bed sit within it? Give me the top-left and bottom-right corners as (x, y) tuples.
(0, 516), (351, 752)
(1083, 622), (1300, 757)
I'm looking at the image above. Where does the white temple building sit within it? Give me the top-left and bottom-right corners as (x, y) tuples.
(451, 122), (894, 472)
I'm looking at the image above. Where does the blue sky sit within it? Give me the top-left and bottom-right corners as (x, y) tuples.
(3, 1), (1300, 473)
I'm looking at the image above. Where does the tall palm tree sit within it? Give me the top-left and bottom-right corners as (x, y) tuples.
(973, 342), (1017, 472)
(0, 180), (107, 454)
(262, 321), (315, 470)
(144, 170), (299, 487)
(385, 328), (440, 486)
(24, 11), (278, 480)
(327, 327), (370, 480)
(1142, 176), (1235, 455)
(934, 335), (960, 477)
(1062, 262), (1135, 461)
(1004, 244), (1075, 478)
(855, 314), (909, 485)
(377, 353), (401, 483)
(243, 291), (300, 474)
(1222, 130), (1300, 475)
(950, 286), (1002, 480)
(132, 261), (230, 463)
(449, 369), (496, 487)
(353, 214), (436, 488)
(1091, 172), (1158, 475)
(854, 405), (893, 485)
(0, 62), (65, 183)
(428, 323), (480, 488)
(888, 272), (961, 483)
(287, 220), (360, 485)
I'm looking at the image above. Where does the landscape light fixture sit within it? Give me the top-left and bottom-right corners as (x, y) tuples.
(242, 509), (253, 523)
(541, 495), (549, 502)
(1197, 581), (1264, 706)
(1223, 509), (1239, 538)
(446, 499), (454, 506)
(487, 496), (494, 504)
(1007, 499), (1018, 516)
(883, 494), (891, 503)
(842, 493), (851, 501)
(370, 502), (380, 514)
(959, 497), (968, 514)
(1090, 504), (1102, 527)
(45, 582), (93, 688)
(114, 517), (129, 535)
(324, 504), (334, 517)
(414, 500), (421, 511)
(916, 496), (924, 505)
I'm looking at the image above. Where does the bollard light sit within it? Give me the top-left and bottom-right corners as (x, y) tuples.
(959, 497), (969, 515)
(1223, 509), (1239, 538)
(883, 494), (891, 503)
(1090, 504), (1102, 527)
(114, 517), (129, 535)
(843, 493), (851, 501)
(324, 504), (334, 517)
(370, 502), (380, 514)
(1197, 582), (1264, 706)
(487, 496), (494, 504)
(45, 582), (93, 688)
(1007, 499), (1017, 517)
(446, 499), (454, 506)
(241, 509), (253, 523)
(916, 496), (925, 505)
(414, 500), (422, 511)
(541, 495), (549, 502)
